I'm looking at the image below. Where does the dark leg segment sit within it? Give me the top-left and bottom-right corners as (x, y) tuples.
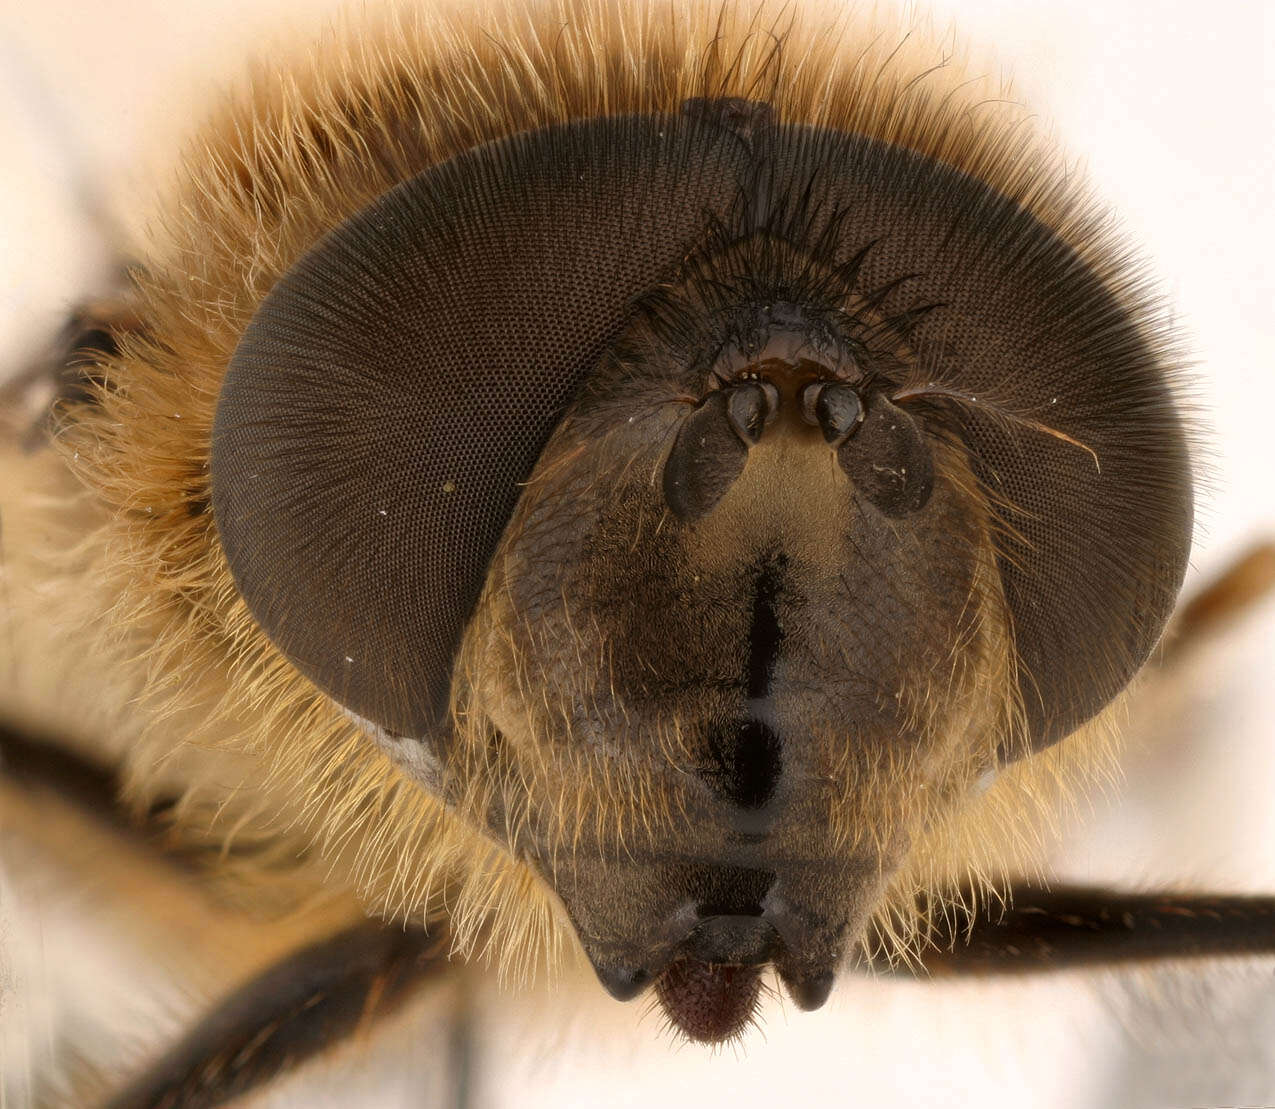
(911, 884), (1275, 977)
(1, 724), (460, 1108)
(1158, 542), (1275, 666)
(1, 291), (144, 446)
(101, 920), (452, 1109)
(0, 717), (151, 833)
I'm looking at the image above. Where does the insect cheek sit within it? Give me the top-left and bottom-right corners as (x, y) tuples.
(461, 370), (1004, 1038)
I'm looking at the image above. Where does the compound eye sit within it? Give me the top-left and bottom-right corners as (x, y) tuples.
(212, 99), (1193, 765)
(210, 114), (754, 740)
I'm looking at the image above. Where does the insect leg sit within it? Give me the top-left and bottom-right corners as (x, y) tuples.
(100, 920), (455, 1109)
(909, 884), (1275, 977)
(1, 719), (470, 1108)
(1158, 542), (1275, 666)
(0, 287), (143, 446)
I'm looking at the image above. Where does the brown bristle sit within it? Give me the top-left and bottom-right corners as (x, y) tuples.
(654, 959), (763, 1045)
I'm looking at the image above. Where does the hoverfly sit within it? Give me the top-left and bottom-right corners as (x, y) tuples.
(1, 0), (1273, 1106)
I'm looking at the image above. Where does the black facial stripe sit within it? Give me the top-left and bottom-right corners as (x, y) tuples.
(700, 557), (787, 810)
(746, 554), (786, 698)
(717, 716), (782, 811)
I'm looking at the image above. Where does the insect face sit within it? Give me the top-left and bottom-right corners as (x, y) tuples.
(210, 99), (1190, 1040)
(458, 230), (1007, 1040)
(10, 3), (1213, 1084)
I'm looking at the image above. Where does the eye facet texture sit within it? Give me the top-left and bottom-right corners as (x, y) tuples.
(213, 114), (755, 737)
(213, 104), (1191, 751)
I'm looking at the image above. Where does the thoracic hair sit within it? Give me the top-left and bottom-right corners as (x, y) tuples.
(0, 0), (1187, 997)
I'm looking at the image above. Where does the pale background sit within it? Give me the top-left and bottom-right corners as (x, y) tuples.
(1, 0), (1272, 1106)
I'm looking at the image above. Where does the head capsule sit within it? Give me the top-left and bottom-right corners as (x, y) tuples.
(212, 99), (1191, 1041)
